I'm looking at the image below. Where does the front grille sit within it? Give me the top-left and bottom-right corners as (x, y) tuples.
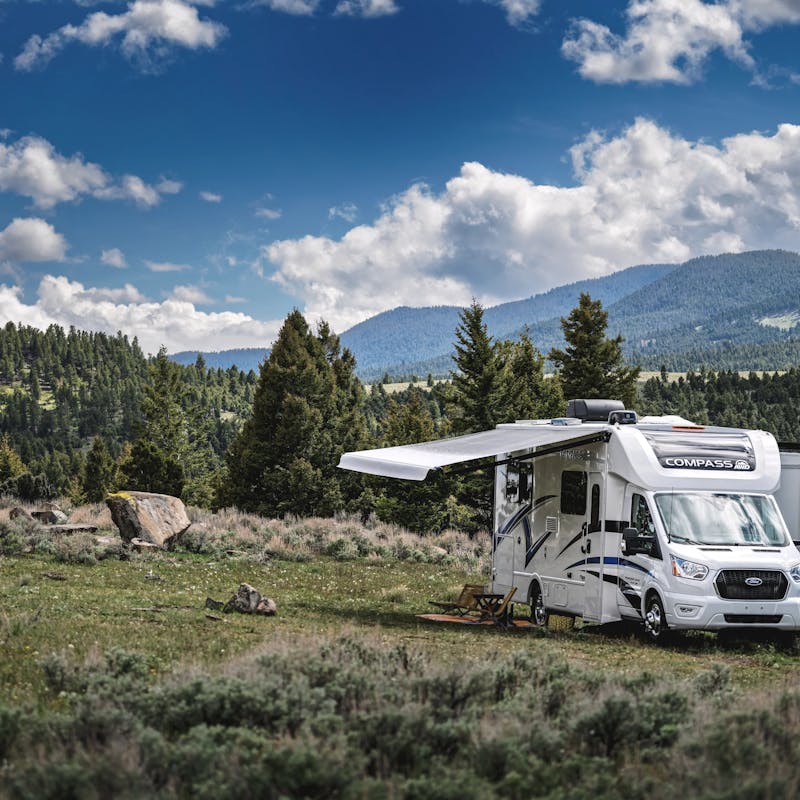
(715, 570), (788, 600)
(724, 614), (784, 624)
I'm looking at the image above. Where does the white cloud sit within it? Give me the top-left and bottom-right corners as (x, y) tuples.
(225, 294), (247, 303)
(490, 0), (542, 26)
(157, 178), (183, 195)
(144, 259), (191, 272)
(200, 190), (222, 203)
(562, 0), (800, 84)
(0, 275), (278, 354)
(265, 119), (800, 332)
(334, 0), (399, 18)
(168, 284), (214, 304)
(15, 0), (227, 72)
(101, 247), (128, 268)
(329, 202), (358, 222)
(250, 0), (320, 14)
(0, 218), (68, 263)
(0, 134), (180, 209)
(255, 207), (282, 220)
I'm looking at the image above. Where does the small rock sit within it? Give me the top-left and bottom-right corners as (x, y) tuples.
(223, 583), (277, 616)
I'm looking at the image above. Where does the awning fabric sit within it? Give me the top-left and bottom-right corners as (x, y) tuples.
(337, 425), (603, 481)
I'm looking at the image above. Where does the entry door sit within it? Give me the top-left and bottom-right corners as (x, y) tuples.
(582, 472), (604, 621)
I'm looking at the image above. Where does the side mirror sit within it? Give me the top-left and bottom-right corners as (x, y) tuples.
(622, 526), (654, 556)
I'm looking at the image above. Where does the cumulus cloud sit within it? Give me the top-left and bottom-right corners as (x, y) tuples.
(0, 275), (279, 354)
(265, 119), (800, 332)
(15, 0), (227, 72)
(168, 284), (214, 304)
(334, 0), (399, 18)
(200, 190), (222, 203)
(0, 134), (180, 209)
(101, 247), (127, 268)
(562, 0), (800, 84)
(0, 218), (68, 263)
(491, 0), (542, 26)
(249, 0), (320, 14)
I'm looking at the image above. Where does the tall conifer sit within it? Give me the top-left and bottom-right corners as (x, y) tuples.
(549, 293), (640, 408)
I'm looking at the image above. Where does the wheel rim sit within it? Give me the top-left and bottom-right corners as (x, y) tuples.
(645, 600), (663, 639)
(533, 591), (547, 626)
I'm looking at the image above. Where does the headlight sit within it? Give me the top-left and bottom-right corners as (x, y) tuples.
(790, 563), (800, 583)
(671, 555), (708, 580)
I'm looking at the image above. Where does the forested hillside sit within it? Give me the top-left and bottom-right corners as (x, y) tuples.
(339, 261), (674, 379)
(342, 250), (800, 379)
(0, 323), (256, 500)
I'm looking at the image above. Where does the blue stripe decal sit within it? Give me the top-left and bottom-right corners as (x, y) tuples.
(564, 556), (651, 574)
(525, 530), (551, 567)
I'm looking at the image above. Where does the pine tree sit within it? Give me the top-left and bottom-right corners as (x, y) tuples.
(549, 293), (641, 408)
(449, 300), (504, 434)
(119, 347), (187, 497)
(497, 329), (564, 421)
(0, 435), (26, 483)
(83, 435), (117, 502)
(218, 310), (368, 517)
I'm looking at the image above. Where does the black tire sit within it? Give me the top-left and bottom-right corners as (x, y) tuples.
(530, 582), (549, 627)
(643, 593), (669, 643)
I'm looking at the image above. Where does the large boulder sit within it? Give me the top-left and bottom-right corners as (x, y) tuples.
(105, 491), (191, 548)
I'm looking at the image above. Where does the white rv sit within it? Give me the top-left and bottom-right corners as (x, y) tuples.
(339, 399), (800, 641)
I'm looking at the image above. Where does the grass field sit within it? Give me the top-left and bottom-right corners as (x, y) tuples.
(4, 514), (800, 798)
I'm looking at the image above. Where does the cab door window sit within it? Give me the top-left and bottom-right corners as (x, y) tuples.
(631, 493), (661, 559)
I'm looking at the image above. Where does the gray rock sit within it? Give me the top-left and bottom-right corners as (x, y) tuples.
(223, 583), (277, 616)
(105, 491), (191, 547)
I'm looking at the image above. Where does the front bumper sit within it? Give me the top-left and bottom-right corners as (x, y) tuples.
(664, 590), (800, 631)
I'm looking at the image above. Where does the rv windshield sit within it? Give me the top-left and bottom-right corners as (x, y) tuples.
(654, 493), (789, 547)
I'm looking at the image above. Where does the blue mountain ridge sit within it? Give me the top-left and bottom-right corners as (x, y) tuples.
(170, 250), (800, 379)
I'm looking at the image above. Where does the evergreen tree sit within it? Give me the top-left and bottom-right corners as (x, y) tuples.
(0, 435), (26, 483)
(497, 329), (564, 421)
(83, 435), (117, 502)
(549, 293), (641, 408)
(119, 347), (187, 497)
(449, 300), (504, 434)
(218, 310), (368, 517)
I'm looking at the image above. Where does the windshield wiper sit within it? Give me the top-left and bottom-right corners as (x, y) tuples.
(669, 534), (701, 545)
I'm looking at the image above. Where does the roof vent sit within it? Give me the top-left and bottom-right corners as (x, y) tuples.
(609, 410), (638, 425)
(566, 399), (624, 422)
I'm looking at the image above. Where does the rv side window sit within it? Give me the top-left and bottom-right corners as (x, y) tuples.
(560, 471), (587, 515)
(631, 493), (661, 559)
(505, 461), (532, 503)
(590, 484), (601, 532)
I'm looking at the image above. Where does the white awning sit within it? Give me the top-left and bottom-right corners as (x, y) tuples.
(338, 425), (606, 481)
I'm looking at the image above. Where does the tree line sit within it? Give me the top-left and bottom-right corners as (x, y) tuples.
(4, 293), (800, 532)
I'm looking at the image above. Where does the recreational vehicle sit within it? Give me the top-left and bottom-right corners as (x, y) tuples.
(339, 400), (800, 641)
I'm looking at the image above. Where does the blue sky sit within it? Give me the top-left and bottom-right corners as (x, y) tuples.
(1, 0), (800, 354)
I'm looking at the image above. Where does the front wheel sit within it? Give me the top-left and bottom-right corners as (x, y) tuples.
(530, 582), (549, 627)
(643, 593), (669, 643)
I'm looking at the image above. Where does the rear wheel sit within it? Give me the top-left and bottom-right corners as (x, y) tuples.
(530, 582), (549, 627)
(643, 593), (669, 643)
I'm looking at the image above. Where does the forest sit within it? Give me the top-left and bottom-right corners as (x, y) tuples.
(2, 293), (800, 530)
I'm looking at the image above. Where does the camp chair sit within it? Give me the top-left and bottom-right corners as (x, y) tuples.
(428, 583), (485, 616)
(473, 586), (517, 624)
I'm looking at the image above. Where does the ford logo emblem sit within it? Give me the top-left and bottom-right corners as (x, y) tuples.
(745, 577), (763, 587)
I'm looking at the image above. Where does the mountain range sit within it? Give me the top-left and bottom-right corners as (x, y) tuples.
(172, 249), (800, 380)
